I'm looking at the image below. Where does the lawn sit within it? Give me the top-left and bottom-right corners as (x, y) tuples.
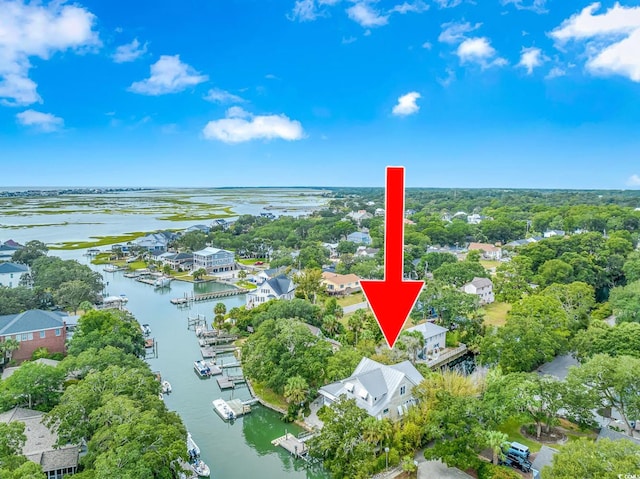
(483, 302), (511, 327)
(336, 293), (366, 308)
(237, 258), (267, 266)
(251, 381), (288, 411)
(498, 417), (542, 453)
(480, 260), (501, 272)
(236, 280), (257, 290)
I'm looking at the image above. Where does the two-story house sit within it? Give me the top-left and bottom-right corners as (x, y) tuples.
(467, 242), (502, 261)
(245, 275), (296, 309)
(133, 233), (169, 253)
(192, 247), (235, 273)
(0, 310), (69, 364)
(462, 277), (495, 305)
(318, 357), (424, 421)
(405, 322), (448, 359)
(321, 272), (361, 295)
(0, 262), (29, 288)
(0, 241), (22, 262)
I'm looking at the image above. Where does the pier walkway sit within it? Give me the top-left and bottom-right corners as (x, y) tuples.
(272, 433), (308, 458)
(170, 288), (249, 305)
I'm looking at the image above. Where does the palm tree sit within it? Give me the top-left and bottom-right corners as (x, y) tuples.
(347, 309), (366, 345)
(322, 315), (340, 337)
(284, 375), (308, 405)
(238, 270), (247, 280)
(214, 302), (227, 317)
(484, 430), (509, 465)
(0, 338), (20, 366)
(192, 268), (207, 281)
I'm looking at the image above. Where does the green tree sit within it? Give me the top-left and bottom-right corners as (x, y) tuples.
(0, 361), (66, 411)
(543, 438), (640, 479)
(432, 260), (487, 287)
(284, 375), (308, 405)
(537, 259), (574, 286)
(53, 279), (98, 313)
(520, 374), (567, 439)
(540, 282), (595, 332)
(11, 240), (48, 266)
(0, 338), (20, 367)
(68, 310), (145, 358)
(0, 286), (38, 316)
(237, 269), (247, 280)
(567, 354), (640, 432)
(609, 280), (640, 323)
(572, 321), (640, 361)
(192, 268), (207, 281)
(294, 268), (323, 303)
(484, 430), (509, 465)
(622, 250), (640, 283)
(493, 256), (533, 303)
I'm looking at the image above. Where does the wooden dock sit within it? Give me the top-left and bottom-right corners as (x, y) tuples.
(227, 398), (252, 417)
(170, 288), (249, 305)
(425, 344), (468, 370)
(216, 376), (235, 389)
(272, 433), (308, 458)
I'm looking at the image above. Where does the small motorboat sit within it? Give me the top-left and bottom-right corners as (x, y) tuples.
(191, 458), (210, 477)
(162, 380), (172, 394)
(194, 360), (211, 378)
(141, 324), (151, 336)
(212, 398), (236, 421)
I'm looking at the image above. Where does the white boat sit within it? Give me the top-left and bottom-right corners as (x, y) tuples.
(154, 276), (172, 288)
(141, 324), (151, 336)
(187, 432), (200, 458)
(159, 393), (163, 400)
(191, 458), (210, 477)
(194, 360), (211, 378)
(162, 380), (172, 394)
(212, 398), (236, 420)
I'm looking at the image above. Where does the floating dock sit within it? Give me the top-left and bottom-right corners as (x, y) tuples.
(212, 398), (252, 421)
(272, 433), (308, 458)
(170, 288), (249, 305)
(200, 346), (216, 359)
(216, 376), (234, 389)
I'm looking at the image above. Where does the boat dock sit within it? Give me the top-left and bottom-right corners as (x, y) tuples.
(425, 344), (469, 371)
(216, 373), (245, 389)
(170, 288), (249, 305)
(200, 346), (216, 359)
(272, 433), (309, 458)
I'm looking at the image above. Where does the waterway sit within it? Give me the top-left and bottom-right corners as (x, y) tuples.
(79, 258), (329, 479)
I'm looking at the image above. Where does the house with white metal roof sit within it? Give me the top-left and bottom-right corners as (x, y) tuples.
(192, 247), (235, 273)
(318, 357), (424, 421)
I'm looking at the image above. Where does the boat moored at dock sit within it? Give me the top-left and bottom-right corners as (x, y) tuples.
(212, 398), (236, 420)
(194, 360), (211, 378)
(162, 380), (172, 394)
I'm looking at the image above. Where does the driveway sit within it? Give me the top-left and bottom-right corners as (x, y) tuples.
(343, 301), (369, 314)
(416, 459), (474, 479)
(536, 354), (578, 380)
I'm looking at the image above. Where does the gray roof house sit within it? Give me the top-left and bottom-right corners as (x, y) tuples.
(319, 357), (424, 421)
(0, 407), (79, 478)
(406, 322), (448, 359)
(346, 231), (372, 245)
(531, 445), (559, 479)
(245, 274), (296, 309)
(133, 233), (169, 252)
(597, 427), (640, 446)
(462, 277), (494, 305)
(0, 262), (29, 288)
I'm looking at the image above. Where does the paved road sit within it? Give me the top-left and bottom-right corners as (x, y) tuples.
(343, 301), (369, 314)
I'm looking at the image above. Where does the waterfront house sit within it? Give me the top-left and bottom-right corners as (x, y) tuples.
(322, 243), (339, 259)
(543, 230), (565, 238)
(185, 224), (210, 234)
(245, 275), (295, 309)
(347, 231), (372, 245)
(405, 322), (448, 359)
(0, 262), (29, 288)
(0, 310), (68, 364)
(321, 272), (361, 295)
(354, 246), (379, 258)
(462, 277), (495, 305)
(467, 242), (502, 260)
(192, 247), (235, 273)
(133, 233), (169, 253)
(0, 240), (22, 262)
(159, 252), (194, 270)
(318, 357), (424, 421)
(375, 208), (385, 217)
(211, 218), (231, 230)
(0, 407), (79, 478)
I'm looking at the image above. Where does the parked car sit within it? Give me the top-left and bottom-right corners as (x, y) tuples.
(254, 261), (264, 265)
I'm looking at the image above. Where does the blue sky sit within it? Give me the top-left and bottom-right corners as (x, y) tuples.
(1, 0), (640, 188)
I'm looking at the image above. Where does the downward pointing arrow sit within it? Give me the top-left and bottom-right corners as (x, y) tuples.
(360, 167), (424, 349)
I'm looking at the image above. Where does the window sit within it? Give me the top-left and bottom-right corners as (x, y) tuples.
(40, 330), (46, 338)
(55, 328), (61, 336)
(21, 333), (28, 341)
(15, 335), (20, 342)
(383, 408), (389, 415)
(400, 385), (406, 396)
(28, 333), (33, 340)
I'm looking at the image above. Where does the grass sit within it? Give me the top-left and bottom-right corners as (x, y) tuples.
(483, 302), (511, 327)
(236, 280), (257, 290)
(480, 260), (501, 271)
(251, 381), (289, 411)
(49, 232), (151, 250)
(237, 258), (267, 266)
(336, 293), (366, 308)
(498, 417), (542, 453)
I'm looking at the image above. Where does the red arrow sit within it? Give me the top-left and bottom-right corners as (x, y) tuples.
(360, 167), (424, 349)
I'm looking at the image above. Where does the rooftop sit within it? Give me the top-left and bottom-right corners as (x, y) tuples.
(0, 310), (66, 336)
(0, 262), (29, 274)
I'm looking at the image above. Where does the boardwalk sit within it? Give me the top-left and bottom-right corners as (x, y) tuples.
(170, 288), (248, 305)
(421, 344), (468, 370)
(272, 433), (308, 458)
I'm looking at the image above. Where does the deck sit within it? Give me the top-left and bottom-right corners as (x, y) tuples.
(272, 433), (308, 458)
(170, 288), (249, 305)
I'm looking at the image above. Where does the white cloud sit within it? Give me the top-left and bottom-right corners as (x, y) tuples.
(518, 46), (547, 74)
(502, 0), (547, 14)
(342, 36), (358, 44)
(439, 21), (482, 44)
(392, 91), (421, 116)
(112, 38), (148, 63)
(545, 66), (566, 79)
(347, 2), (388, 27)
(390, 1), (429, 14)
(433, 0), (463, 8)
(16, 109), (64, 132)
(288, 0), (340, 22)
(627, 174), (640, 186)
(204, 88), (245, 104)
(203, 108), (304, 143)
(129, 55), (208, 95)
(0, 0), (100, 106)
(457, 37), (508, 68)
(550, 2), (640, 82)
(422, 41), (432, 49)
